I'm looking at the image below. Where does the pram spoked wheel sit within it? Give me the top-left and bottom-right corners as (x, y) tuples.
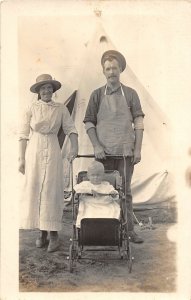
(121, 240), (132, 273)
(126, 241), (133, 273)
(69, 242), (77, 273)
(122, 227), (133, 273)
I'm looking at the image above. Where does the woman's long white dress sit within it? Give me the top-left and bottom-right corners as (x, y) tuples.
(19, 100), (77, 231)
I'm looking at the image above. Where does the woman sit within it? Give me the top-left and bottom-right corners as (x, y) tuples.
(18, 74), (78, 252)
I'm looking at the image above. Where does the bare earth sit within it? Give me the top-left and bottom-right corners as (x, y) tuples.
(19, 210), (176, 293)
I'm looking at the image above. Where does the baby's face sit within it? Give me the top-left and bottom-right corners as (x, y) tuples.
(88, 170), (104, 185)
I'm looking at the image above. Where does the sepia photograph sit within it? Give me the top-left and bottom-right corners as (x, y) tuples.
(1, 0), (191, 299)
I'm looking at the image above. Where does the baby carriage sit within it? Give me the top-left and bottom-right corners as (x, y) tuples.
(68, 155), (133, 273)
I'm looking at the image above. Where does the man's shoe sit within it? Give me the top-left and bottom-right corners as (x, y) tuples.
(129, 231), (144, 244)
(47, 238), (60, 253)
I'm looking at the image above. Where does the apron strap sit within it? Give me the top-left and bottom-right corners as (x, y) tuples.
(120, 85), (125, 96)
(104, 85), (107, 95)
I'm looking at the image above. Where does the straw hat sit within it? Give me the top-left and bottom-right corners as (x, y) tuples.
(30, 74), (61, 93)
(101, 50), (126, 72)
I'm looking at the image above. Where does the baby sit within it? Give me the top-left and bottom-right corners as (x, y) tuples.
(74, 161), (120, 228)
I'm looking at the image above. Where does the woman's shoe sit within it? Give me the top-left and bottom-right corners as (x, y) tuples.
(36, 237), (47, 248)
(36, 231), (48, 248)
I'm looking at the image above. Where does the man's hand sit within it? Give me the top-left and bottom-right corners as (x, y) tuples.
(94, 144), (106, 159)
(131, 150), (141, 165)
(133, 129), (143, 165)
(86, 128), (106, 159)
(18, 159), (25, 174)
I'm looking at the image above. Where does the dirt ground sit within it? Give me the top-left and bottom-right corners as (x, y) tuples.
(19, 207), (176, 293)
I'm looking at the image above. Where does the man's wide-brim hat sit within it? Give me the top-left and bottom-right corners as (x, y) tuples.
(101, 50), (126, 72)
(30, 74), (61, 93)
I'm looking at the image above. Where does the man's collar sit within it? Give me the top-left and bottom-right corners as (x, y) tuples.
(105, 83), (121, 94)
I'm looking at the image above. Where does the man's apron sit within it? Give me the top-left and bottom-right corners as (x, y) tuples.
(96, 85), (135, 156)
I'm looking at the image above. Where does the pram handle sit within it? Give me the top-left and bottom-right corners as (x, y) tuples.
(76, 154), (127, 158)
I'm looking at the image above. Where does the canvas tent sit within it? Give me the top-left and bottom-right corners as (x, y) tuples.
(62, 22), (175, 212)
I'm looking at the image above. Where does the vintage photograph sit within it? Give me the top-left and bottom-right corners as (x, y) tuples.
(1, 0), (191, 299)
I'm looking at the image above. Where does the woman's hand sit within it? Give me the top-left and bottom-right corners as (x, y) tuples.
(68, 133), (78, 162)
(18, 158), (25, 174)
(67, 149), (78, 162)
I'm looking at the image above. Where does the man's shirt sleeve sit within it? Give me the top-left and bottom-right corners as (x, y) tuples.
(131, 89), (145, 119)
(134, 116), (144, 130)
(83, 90), (100, 126)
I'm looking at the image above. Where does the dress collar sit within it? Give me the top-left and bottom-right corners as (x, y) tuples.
(37, 100), (60, 106)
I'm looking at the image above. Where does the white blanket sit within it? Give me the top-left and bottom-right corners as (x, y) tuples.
(74, 181), (120, 228)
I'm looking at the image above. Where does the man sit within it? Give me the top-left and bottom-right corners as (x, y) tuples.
(83, 50), (144, 243)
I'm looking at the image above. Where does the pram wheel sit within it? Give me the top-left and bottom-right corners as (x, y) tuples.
(77, 247), (82, 259)
(126, 243), (133, 273)
(122, 231), (133, 273)
(69, 244), (77, 273)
